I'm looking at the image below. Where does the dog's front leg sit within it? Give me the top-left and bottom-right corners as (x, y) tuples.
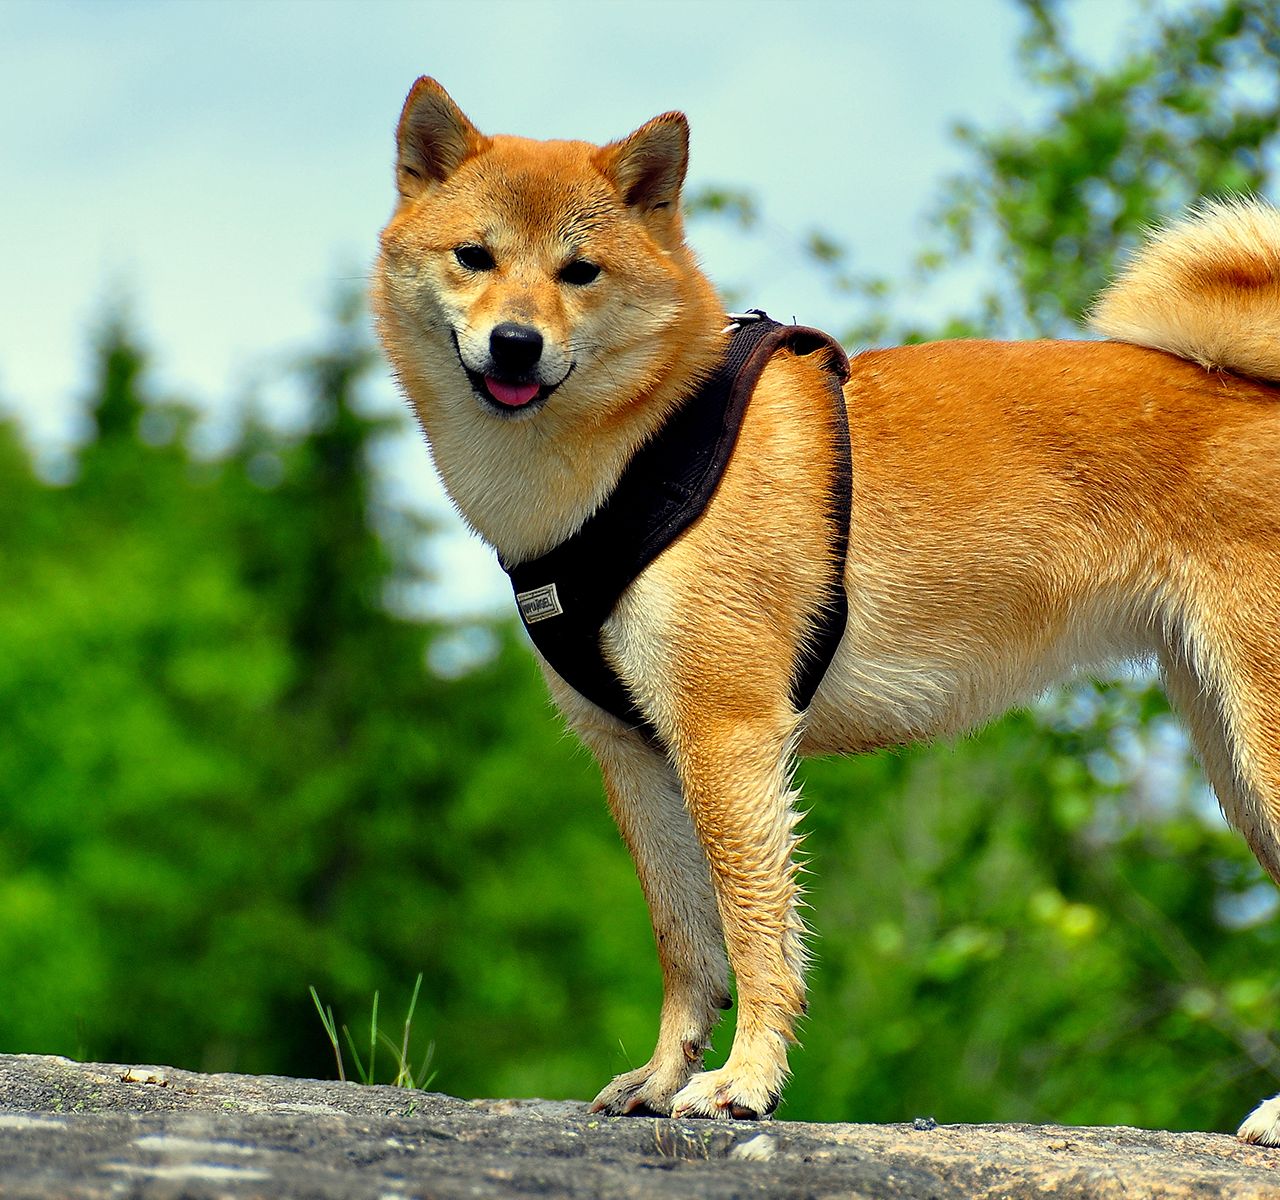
(666, 711), (807, 1119)
(575, 722), (733, 1116)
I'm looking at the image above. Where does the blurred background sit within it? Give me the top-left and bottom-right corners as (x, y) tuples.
(2, 0), (1279, 1134)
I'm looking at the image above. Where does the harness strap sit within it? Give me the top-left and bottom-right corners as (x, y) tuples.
(502, 312), (851, 740)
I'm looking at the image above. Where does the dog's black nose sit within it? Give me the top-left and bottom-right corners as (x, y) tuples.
(489, 323), (544, 374)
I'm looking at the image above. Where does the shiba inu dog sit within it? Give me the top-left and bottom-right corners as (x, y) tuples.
(372, 76), (1280, 1141)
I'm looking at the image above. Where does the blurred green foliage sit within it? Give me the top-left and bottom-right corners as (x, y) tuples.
(937, 0), (1280, 337)
(2, 0), (1280, 1138)
(691, 0), (1280, 348)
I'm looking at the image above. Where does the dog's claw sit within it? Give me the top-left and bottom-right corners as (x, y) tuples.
(670, 1067), (780, 1121)
(590, 1060), (692, 1118)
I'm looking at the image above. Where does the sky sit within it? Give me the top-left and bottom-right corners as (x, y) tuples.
(1, 0), (1138, 613)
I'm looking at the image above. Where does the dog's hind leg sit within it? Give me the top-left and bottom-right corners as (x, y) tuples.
(1162, 590), (1280, 1145)
(1160, 640), (1280, 885)
(576, 724), (733, 1116)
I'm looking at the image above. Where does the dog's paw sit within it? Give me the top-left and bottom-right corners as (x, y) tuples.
(589, 1059), (690, 1117)
(1238, 1095), (1280, 1145)
(669, 1066), (779, 1121)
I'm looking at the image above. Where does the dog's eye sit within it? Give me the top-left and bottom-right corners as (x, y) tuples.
(559, 259), (602, 286)
(454, 245), (495, 272)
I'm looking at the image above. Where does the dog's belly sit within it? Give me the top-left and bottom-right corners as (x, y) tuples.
(799, 587), (1159, 756)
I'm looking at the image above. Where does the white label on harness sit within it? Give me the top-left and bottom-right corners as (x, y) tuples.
(516, 583), (563, 623)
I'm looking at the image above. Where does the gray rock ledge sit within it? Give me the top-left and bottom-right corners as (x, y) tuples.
(1, 1053), (1277, 1198)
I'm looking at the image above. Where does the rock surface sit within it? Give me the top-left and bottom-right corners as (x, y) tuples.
(1, 1053), (1278, 1198)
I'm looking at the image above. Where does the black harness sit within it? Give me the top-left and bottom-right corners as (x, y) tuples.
(501, 312), (852, 741)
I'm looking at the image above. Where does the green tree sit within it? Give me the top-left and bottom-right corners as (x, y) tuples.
(934, 0), (1280, 337)
(692, 0), (1280, 348)
(0, 304), (652, 1094)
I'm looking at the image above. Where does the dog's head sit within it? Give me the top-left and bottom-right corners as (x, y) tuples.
(372, 77), (717, 430)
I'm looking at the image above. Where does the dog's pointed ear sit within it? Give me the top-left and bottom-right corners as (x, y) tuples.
(394, 77), (489, 199)
(597, 112), (690, 216)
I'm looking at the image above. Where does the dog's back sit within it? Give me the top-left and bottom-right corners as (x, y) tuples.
(807, 206), (1280, 928)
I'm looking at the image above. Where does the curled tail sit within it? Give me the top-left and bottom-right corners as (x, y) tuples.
(1089, 197), (1280, 383)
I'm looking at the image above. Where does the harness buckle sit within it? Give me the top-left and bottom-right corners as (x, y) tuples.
(722, 309), (768, 333)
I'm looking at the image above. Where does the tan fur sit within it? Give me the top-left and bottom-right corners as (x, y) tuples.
(372, 79), (1280, 1138)
(1091, 198), (1280, 380)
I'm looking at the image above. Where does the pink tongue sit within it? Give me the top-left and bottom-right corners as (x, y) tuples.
(485, 377), (540, 407)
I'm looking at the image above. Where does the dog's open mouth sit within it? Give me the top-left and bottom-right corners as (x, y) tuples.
(461, 363), (556, 416)
(483, 377), (541, 408)
(450, 332), (568, 417)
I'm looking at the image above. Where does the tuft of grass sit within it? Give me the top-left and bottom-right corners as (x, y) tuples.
(309, 973), (436, 1089)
